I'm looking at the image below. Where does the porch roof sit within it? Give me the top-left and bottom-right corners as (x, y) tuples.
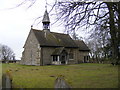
(51, 47), (64, 56)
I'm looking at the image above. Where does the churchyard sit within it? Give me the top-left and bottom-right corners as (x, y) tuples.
(2, 63), (119, 88)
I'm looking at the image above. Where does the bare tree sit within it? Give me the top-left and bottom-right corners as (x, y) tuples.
(0, 44), (2, 60)
(0, 44), (15, 62)
(54, 1), (120, 64)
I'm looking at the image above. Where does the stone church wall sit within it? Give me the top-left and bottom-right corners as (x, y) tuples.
(77, 51), (89, 63)
(21, 30), (40, 65)
(42, 47), (55, 65)
(67, 48), (78, 64)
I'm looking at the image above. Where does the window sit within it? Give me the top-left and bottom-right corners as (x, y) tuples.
(53, 56), (58, 61)
(84, 56), (89, 63)
(69, 50), (74, 60)
(87, 56), (89, 60)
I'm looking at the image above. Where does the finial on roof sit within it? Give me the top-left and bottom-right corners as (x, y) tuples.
(31, 25), (33, 29)
(45, 0), (47, 10)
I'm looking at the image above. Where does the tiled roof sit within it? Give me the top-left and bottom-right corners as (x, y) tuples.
(32, 29), (77, 48)
(74, 40), (90, 51)
(32, 29), (90, 51)
(51, 47), (64, 55)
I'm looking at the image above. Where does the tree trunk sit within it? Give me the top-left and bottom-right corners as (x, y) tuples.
(118, 2), (120, 61)
(106, 3), (119, 63)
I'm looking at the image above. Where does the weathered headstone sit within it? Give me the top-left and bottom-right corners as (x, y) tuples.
(2, 74), (12, 90)
(54, 76), (71, 89)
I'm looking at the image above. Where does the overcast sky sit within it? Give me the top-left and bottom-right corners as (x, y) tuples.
(0, 0), (88, 60)
(0, 0), (68, 60)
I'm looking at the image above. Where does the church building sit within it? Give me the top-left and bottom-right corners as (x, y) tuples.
(21, 10), (90, 65)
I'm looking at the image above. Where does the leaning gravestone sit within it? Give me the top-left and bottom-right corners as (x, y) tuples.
(54, 75), (71, 89)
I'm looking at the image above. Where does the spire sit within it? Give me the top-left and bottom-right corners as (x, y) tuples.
(42, 10), (50, 30)
(42, 10), (50, 23)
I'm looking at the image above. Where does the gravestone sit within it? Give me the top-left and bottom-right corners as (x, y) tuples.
(54, 76), (71, 89)
(2, 74), (12, 89)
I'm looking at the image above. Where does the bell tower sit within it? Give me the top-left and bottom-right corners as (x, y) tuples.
(42, 10), (50, 31)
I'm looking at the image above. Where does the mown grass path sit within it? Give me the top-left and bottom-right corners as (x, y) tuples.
(2, 63), (119, 88)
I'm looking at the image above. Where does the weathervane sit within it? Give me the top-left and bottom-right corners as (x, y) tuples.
(45, 0), (47, 10)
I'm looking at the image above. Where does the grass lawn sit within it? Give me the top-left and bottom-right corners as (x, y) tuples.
(2, 63), (119, 88)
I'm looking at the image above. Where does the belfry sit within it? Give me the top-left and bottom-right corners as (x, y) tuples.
(42, 10), (50, 31)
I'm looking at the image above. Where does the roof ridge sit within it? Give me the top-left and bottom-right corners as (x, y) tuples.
(32, 29), (42, 31)
(51, 32), (68, 35)
(32, 29), (68, 35)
